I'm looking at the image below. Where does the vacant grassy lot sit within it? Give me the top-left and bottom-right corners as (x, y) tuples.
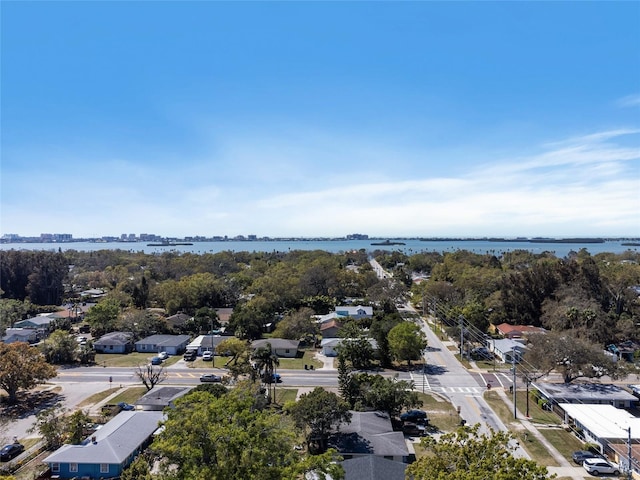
(278, 349), (324, 370)
(94, 352), (171, 367)
(416, 392), (462, 433)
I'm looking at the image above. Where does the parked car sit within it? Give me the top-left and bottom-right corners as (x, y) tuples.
(572, 450), (600, 464)
(262, 373), (282, 383)
(202, 351), (213, 361)
(400, 409), (428, 423)
(200, 374), (222, 383)
(184, 350), (197, 361)
(0, 443), (24, 462)
(401, 422), (426, 436)
(117, 402), (135, 411)
(471, 347), (493, 360)
(158, 351), (168, 360)
(151, 356), (163, 365)
(583, 458), (620, 476)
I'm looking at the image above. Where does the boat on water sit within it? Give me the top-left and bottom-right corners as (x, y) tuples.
(147, 242), (194, 247)
(371, 240), (406, 246)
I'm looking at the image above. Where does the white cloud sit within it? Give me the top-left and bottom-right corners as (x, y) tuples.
(1, 127), (639, 238)
(616, 94), (640, 108)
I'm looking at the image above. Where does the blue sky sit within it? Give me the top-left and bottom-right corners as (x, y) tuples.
(1, 1), (639, 238)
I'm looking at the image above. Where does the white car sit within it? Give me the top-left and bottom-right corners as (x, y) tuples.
(583, 458), (620, 476)
(158, 351), (168, 360)
(202, 351), (213, 361)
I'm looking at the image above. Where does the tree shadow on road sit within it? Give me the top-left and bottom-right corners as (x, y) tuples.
(0, 389), (63, 419)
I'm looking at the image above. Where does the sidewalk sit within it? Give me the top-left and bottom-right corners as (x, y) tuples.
(495, 388), (588, 480)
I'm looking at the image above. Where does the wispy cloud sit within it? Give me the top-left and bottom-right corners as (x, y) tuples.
(616, 94), (640, 108)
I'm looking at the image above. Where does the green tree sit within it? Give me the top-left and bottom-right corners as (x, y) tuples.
(387, 321), (427, 367)
(217, 337), (253, 379)
(285, 387), (352, 453)
(272, 307), (319, 343)
(525, 332), (623, 383)
(40, 330), (78, 364)
(120, 454), (153, 480)
(337, 322), (376, 370)
(29, 403), (66, 448)
(84, 298), (120, 337)
(346, 373), (421, 416)
(406, 424), (554, 480)
(152, 385), (343, 480)
(251, 343), (280, 401)
(0, 342), (57, 404)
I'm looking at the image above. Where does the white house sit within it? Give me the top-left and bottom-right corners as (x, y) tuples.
(489, 338), (527, 363)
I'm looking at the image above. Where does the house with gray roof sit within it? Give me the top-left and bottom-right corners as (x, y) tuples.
(14, 315), (55, 331)
(186, 335), (230, 356)
(533, 382), (638, 409)
(93, 332), (134, 354)
(43, 410), (163, 479)
(327, 411), (411, 463)
(341, 456), (408, 480)
(251, 338), (300, 358)
(2, 328), (38, 344)
(135, 334), (191, 355)
(136, 386), (192, 411)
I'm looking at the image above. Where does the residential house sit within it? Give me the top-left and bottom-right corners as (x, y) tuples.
(1, 328), (38, 344)
(214, 307), (233, 326)
(489, 338), (526, 363)
(494, 323), (546, 339)
(335, 305), (373, 319)
(93, 332), (134, 354)
(320, 337), (378, 357)
(559, 403), (640, 455)
(43, 410), (163, 479)
(186, 335), (229, 356)
(320, 320), (342, 338)
(134, 334), (191, 356)
(251, 339), (300, 358)
(165, 313), (191, 330)
(534, 382), (638, 409)
(136, 386), (191, 411)
(609, 443), (640, 480)
(341, 456), (408, 480)
(327, 411), (412, 463)
(14, 315), (55, 331)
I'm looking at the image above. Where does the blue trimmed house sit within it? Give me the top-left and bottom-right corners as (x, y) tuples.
(43, 411), (163, 479)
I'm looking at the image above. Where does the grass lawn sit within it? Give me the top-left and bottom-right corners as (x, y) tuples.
(539, 427), (584, 462)
(95, 352), (161, 367)
(416, 392), (462, 432)
(77, 386), (148, 409)
(515, 391), (561, 425)
(514, 430), (559, 467)
(273, 388), (298, 405)
(77, 387), (121, 407)
(278, 349), (323, 370)
(483, 391), (519, 427)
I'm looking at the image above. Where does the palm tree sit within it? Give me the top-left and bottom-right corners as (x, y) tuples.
(251, 343), (280, 402)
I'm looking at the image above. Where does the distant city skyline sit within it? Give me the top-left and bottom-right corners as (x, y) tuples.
(2, 2), (639, 238)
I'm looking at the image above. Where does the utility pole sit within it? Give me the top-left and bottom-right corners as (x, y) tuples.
(628, 426), (632, 480)
(459, 317), (464, 358)
(512, 354), (517, 419)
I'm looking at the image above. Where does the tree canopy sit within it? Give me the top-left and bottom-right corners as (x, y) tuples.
(152, 384), (344, 480)
(406, 424), (554, 480)
(387, 321), (427, 366)
(0, 342), (57, 404)
(524, 332), (624, 383)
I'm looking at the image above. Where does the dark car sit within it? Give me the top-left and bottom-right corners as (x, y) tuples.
(471, 347), (493, 360)
(151, 356), (163, 365)
(117, 402), (135, 411)
(401, 422), (426, 436)
(400, 409), (428, 423)
(200, 374), (222, 383)
(572, 450), (600, 464)
(0, 443), (24, 462)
